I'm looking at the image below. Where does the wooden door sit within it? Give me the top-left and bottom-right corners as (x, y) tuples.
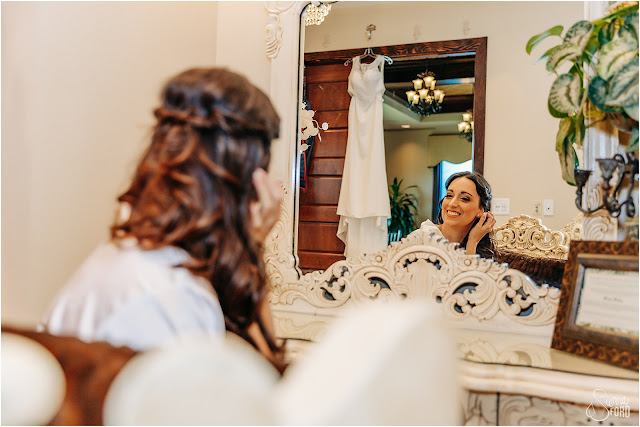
(297, 62), (350, 272)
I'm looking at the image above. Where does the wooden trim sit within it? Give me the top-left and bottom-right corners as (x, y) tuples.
(304, 37), (489, 65)
(551, 240), (639, 370)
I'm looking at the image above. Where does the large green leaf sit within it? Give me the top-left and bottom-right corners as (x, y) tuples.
(548, 98), (569, 118)
(596, 38), (638, 79)
(627, 127), (639, 152)
(624, 11), (639, 42)
(607, 60), (639, 107)
(589, 76), (624, 113)
(526, 25), (564, 54)
(598, 20), (617, 45)
(555, 118), (574, 152)
(563, 20), (593, 50)
(558, 136), (577, 186)
(546, 43), (581, 72)
(624, 101), (639, 122)
(549, 73), (583, 114)
(537, 45), (560, 64)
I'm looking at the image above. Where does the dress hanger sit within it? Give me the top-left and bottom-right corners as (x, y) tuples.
(344, 24), (393, 66)
(344, 47), (393, 66)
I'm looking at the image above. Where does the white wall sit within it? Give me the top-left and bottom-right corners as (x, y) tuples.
(305, 1), (584, 231)
(385, 131), (472, 223)
(2, 1), (219, 327)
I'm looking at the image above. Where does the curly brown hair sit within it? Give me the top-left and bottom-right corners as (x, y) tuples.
(111, 68), (283, 368)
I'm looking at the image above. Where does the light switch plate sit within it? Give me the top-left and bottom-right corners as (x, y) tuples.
(493, 198), (510, 215)
(544, 199), (554, 216)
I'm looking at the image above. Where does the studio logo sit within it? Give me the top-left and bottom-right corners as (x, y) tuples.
(586, 389), (631, 422)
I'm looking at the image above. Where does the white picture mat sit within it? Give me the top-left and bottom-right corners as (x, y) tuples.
(575, 268), (639, 336)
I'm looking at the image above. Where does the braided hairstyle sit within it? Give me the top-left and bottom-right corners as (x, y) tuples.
(436, 171), (496, 259)
(111, 68), (283, 369)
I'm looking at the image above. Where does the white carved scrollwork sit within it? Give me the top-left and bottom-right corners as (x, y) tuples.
(270, 226), (561, 335)
(264, 2), (307, 59)
(492, 215), (573, 260)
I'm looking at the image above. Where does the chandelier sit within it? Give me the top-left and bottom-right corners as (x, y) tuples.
(458, 112), (473, 143)
(305, 2), (331, 26)
(405, 71), (445, 116)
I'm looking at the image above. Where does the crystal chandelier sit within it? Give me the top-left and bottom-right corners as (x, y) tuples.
(458, 112), (473, 143)
(305, 2), (331, 26)
(405, 70), (445, 116)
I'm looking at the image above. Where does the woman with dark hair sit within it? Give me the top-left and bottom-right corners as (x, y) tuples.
(422, 171), (496, 259)
(41, 68), (285, 370)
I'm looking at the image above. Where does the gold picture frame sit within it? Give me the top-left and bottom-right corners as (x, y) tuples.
(552, 240), (639, 370)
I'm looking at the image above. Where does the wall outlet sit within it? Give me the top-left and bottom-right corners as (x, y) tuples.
(533, 200), (542, 216)
(493, 198), (510, 215)
(543, 199), (554, 216)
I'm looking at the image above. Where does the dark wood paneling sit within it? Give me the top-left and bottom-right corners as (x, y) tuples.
(299, 205), (340, 223)
(309, 158), (345, 176)
(473, 39), (487, 175)
(315, 111), (348, 129)
(304, 38), (489, 65)
(298, 251), (345, 271)
(308, 82), (350, 111)
(298, 223), (344, 252)
(305, 63), (351, 83)
(314, 129), (347, 158)
(299, 176), (342, 205)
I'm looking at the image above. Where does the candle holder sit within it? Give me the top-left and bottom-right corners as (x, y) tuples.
(574, 151), (638, 218)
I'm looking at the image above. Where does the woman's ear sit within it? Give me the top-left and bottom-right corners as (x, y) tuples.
(476, 208), (485, 218)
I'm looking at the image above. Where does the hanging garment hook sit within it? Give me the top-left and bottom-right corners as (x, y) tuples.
(365, 24), (376, 41)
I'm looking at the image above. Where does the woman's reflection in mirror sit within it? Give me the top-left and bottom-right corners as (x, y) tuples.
(422, 172), (496, 259)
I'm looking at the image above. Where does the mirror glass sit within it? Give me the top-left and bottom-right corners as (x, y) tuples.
(297, 1), (484, 272)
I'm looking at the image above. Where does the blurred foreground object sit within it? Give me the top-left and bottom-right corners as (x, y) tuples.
(2, 332), (66, 425)
(276, 300), (461, 425)
(103, 334), (280, 425)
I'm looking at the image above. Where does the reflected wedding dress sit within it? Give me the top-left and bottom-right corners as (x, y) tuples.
(337, 55), (390, 258)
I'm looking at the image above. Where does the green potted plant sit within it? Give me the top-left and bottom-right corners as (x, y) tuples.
(526, 2), (638, 185)
(388, 177), (419, 242)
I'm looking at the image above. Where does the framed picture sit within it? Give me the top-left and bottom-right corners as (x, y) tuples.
(552, 240), (639, 370)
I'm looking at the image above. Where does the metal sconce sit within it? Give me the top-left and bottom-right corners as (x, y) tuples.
(574, 151), (638, 218)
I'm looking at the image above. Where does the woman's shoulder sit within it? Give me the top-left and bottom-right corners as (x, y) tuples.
(418, 219), (443, 235)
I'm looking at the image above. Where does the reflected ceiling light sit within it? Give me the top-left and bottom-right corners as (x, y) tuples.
(458, 111), (473, 143)
(305, 2), (331, 26)
(401, 124), (411, 129)
(405, 70), (445, 116)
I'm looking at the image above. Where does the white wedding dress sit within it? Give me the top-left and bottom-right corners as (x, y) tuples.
(337, 55), (391, 258)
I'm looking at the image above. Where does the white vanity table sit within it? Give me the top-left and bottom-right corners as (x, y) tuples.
(274, 310), (639, 426)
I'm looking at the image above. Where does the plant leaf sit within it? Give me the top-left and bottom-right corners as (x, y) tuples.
(536, 45), (559, 64)
(588, 75), (625, 113)
(549, 73), (583, 114)
(596, 38), (638, 80)
(627, 126), (639, 152)
(606, 60), (639, 107)
(589, 76), (620, 112)
(526, 25), (564, 54)
(598, 20), (617, 45)
(624, 102), (639, 122)
(558, 137), (577, 185)
(556, 117), (574, 152)
(624, 10), (639, 41)
(563, 20), (593, 50)
(548, 98), (569, 118)
(546, 43), (582, 72)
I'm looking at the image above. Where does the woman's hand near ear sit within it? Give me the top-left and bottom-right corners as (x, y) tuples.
(466, 211), (496, 255)
(250, 168), (283, 245)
